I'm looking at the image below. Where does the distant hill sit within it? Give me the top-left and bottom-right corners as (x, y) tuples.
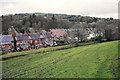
(34, 12), (45, 16)
(34, 12), (68, 17)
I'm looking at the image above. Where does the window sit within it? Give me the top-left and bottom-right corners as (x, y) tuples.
(28, 41), (30, 43)
(39, 41), (41, 43)
(35, 40), (37, 43)
(42, 39), (44, 42)
(17, 47), (20, 50)
(2, 45), (5, 47)
(46, 39), (48, 41)
(17, 42), (19, 44)
(20, 41), (22, 43)
(31, 40), (33, 43)
(32, 45), (34, 47)
(60, 36), (63, 40)
(40, 43), (43, 46)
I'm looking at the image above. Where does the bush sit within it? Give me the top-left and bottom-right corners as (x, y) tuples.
(97, 35), (102, 43)
(82, 39), (90, 43)
(0, 51), (5, 55)
(20, 28), (25, 33)
(0, 51), (2, 55)
(94, 35), (106, 43)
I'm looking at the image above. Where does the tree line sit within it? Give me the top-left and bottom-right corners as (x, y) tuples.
(1, 13), (119, 42)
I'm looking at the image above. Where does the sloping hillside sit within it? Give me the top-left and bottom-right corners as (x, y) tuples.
(2, 41), (119, 78)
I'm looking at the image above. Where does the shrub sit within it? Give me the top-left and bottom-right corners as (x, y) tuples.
(0, 51), (5, 55)
(82, 39), (90, 43)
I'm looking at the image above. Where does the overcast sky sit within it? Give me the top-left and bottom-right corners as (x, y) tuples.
(0, 0), (119, 19)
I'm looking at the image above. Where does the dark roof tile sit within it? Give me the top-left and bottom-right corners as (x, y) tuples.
(16, 34), (29, 40)
(0, 35), (13, 44)
(30, 33), (40, 40)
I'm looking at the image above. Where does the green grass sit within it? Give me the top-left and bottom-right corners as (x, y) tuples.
(1, 44), (74, 58)
(2, 41), (119, 78)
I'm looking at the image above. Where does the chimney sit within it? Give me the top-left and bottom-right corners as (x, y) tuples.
(40, 33), (42, 35)
(51, 32), (52, 34)
(54, 35), (57, 38)
(27, 33), (31, 39)
(40, 32), (43, 39)
(28, 33), (30, 36)
(11, 32), (16, 37)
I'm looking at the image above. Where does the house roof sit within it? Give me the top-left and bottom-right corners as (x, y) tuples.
(50, 29), (66, 38)
(41, 30), (52, 38)
(46, 32), (52, 38)
(16, 34), (29, 41)
(41, 30), (47, 38)
(30, 33), (40, 40)
(41, 30), (47, 33)
(0, 35), (14, 45)
(86, 28), (96, 34)
(29, 29), (35, 33)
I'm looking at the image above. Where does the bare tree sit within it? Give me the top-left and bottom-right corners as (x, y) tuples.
(66, 30), (75, 44)
(73, 23), (87, 42)
(10, 26), (17, 51)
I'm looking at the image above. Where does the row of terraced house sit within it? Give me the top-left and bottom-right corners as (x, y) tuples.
(0, 30), (67, 53)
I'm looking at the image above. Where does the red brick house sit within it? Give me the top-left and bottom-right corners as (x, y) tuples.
(29, 33), (43, 49)
(46, 32), (54, 46)
(0, 35), (14, 53)
(0, 29), (67, 53)
(50, 29), (68, 45)
(15, 34), (31, 51)
(41, 30), (54, 47)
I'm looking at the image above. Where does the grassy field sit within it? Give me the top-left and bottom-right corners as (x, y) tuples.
(2, 41), (118, 78)
(1, 44), (75, 58)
